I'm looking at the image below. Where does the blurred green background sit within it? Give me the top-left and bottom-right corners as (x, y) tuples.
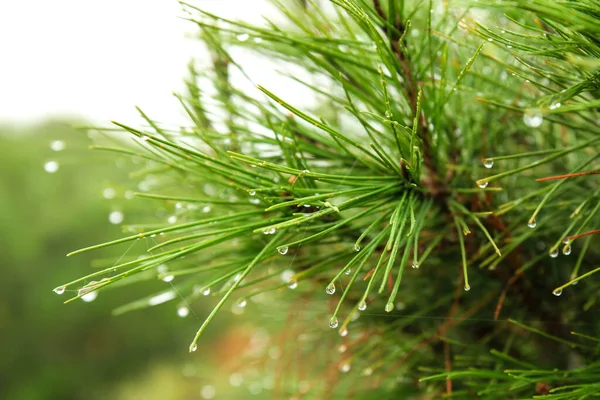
(0, 121), (349, 400)
(0, 121), (259, 400)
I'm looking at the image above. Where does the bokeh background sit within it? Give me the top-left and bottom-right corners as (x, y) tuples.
(0, 1), (292, 399)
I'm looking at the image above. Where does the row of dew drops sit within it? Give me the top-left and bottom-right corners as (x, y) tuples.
(273, 229), (418, 330)
(475, 107), (552, 191)
(479, 109), (576, 300)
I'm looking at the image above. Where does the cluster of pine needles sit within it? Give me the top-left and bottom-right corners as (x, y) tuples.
(55, 0), (600, 398)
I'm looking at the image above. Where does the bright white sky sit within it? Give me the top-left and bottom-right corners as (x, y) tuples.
(0, 0), (275, 126)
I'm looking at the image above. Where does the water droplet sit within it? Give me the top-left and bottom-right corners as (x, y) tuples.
(340, 328), (348, 337)
(528, 219), (536, 229)
(549, 102), (561, 110)
(81, 291), (98, 302)
(278, 246), (288, 255)
(384, 302), (394, 312)
(237, 33), (249, 42)
(344, 268), (352, 275)
(287, 280), (298, 290)
(523, 109), (543, 127)
(329, 317), (338, 328)
(549, 248), (559, 258)
(464, 284), (471, 292)
(200, 385), (216, 400)
(54, 286), (66, 295)
(249, 190), (256, 196)
(363, 367), (373, 376)
(168, 215), (177, 224)
(358, 300), (367, 311)
(177, 306), (189, 317)
(411, 262), (419, 269)
(148, 290), (176, 306)
(553, 289), (562, 296)
(249, 198), (260, 205)
(482, 159), (494, 169)
(191, 344), (198, 352)
(353, 244), (361, 252)
(103, 187), (116, 199)
(237, 298), (247, 308)
(326, 283), (336, 295)
(44, 161), (59, 173)
(231, 303), (244, 315)
(202, 288), (211, 296)
(478, 181), (488, 189)
(339, 363), (351, 373)
(338, 344), (347, 353)
(202, 206), (211, 213)
(50, 140), (65, 151)
(138, 181), (151, 192)
(162, 275), (174, 282)
(280, 269), (294, 283)
(108, 211), (124, 224)
(268, 227), (276, 234)
(157, 264), (168, 274)
(562, 245), (572, 256)
(487, 38), (493, 42)
(229, 373), (244, 387)
(140, 135), (149, 141)
(571, 280), (578, 286)
(125, 190), (135, 200)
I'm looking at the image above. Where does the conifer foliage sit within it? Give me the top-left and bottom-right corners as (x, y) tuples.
(56, 0), (599, 398)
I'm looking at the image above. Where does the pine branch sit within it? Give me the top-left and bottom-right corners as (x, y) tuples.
(53, 0), (600, 397)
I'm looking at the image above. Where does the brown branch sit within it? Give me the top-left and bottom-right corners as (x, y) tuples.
(372, 0), (446, 200)
(564, 229), (600, 242)
(472, 196), (571, 345)
(494, 274), (519, 320)
(444, 341), (453, 399)
(536, 171), (600, 182)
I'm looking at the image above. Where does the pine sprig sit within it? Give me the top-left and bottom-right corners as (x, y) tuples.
(55, 0), (600, 398)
